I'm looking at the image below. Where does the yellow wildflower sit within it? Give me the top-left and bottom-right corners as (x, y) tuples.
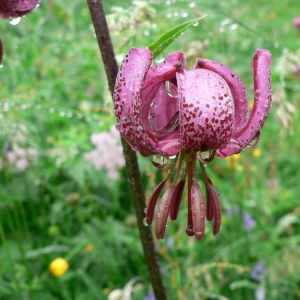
(84, 244), (94, 253)
(226, 153), (242, 170)
(252, 148), (262, 158)
(49, 257), (69, 277)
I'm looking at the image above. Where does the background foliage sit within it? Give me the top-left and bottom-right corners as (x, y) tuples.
(0, 0), (300, 299)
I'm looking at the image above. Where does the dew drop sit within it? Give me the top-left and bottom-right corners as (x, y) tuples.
(181, 12), (188, 18)
(9, 17), (21, 26)
(230, 23), (238, 30)
(0, 63), (3, 68)
(198, 150), (216, 163)
(189, 2), (196, 8)
(165, 81), (175, 98)
(144, 207), (148, 214)
(186, 224), (194, 236)
(143, 218), (149, 226)
(151, 154), (169, 168)
(192, 22), (199, 27)
(169, 155), (176, 160)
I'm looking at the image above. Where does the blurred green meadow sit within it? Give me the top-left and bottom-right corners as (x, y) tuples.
(0, 0), (300, 299)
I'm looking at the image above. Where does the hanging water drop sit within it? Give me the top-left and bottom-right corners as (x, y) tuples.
(151, 154), (169, 168)
(143, 218), (149, 226)
(192, 22), (199, 27)
(0, 63), (3, 68)
(198, 150), (216, 163)
(9, 17), (21, 26)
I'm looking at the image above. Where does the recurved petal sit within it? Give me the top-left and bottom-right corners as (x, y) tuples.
(217, 49), (272, 157)
(177, 69), (234, 152)
(141, 51), (186, 156)
(195, 58), (249, 135)
(114, 48), (157, 155)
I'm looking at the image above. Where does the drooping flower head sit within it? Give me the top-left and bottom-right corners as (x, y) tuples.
(113, 47), (272, 240)
(0, 0), (40, 19)
(293, 17), (300, 29)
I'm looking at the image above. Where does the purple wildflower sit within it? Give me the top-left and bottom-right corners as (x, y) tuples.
(250, 261), (266, 282)
(144, 293), (156, 300)
(84, 126), (125, 180)
(244, 212), (256, 230)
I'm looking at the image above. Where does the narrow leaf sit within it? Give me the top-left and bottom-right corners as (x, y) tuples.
(148, 15), (210, 59)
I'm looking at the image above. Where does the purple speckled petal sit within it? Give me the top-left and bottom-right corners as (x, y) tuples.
(217, 49), (272, 157)
(177, 69), (234, 151)
(114, 48), (157, 156)
(195, 58), (249, 134)
(0, 0), (39, 18)
(141, 51), (186, 156)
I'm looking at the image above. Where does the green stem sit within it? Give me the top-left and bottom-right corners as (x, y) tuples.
(86, 1), (167, 299)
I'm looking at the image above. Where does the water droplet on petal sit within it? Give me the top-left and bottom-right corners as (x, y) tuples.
(165, 81), (175, 98)
(151, 155), (169, 168)
(247, 131), (260, 147)
(9, 17), (21, 26)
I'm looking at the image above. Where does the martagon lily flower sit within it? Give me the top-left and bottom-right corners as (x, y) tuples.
(0, 0), (40, 19)
(114, 47), (272, 240)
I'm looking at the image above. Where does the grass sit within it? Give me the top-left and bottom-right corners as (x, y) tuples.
(0, 0), (300, 299)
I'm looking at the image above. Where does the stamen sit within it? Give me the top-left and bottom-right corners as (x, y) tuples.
(185, 154), (197, 237)
(200, 161), (222, 235)
(145, 179), (167, 225)
(169, 179), (186, 221)
(155, 185), (176, 239)
(191, 183), (205, 240)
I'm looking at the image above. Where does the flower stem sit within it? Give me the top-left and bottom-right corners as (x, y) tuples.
(86, 1), (167, 299)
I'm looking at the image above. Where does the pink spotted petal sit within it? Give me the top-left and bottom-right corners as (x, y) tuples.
(195, 58), (249, 134)
(141, 51), (186, 156)
(0, 0), (20, 18)
(191, 183), (206, 240)
(0, 0), (39, 18)
(114, 48), (157, 156)
(155, 185), (176, 239)
(145, 179), (167, 225)
(217, 49), (272, 157)
(177, 69), (234, 152)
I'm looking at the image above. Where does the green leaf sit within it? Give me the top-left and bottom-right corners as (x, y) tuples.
(148, 15), (210, 58)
